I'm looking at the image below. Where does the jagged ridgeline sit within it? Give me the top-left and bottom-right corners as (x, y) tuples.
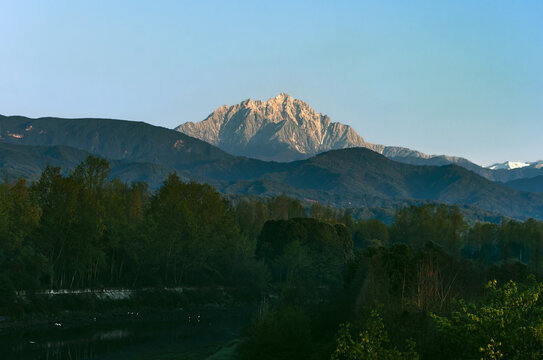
(174, 94), (543, 182)
(1, 114), (543, 220)
(176, 93), (369, 162)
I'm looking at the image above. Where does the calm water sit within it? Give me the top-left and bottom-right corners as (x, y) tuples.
(0, 306), (254, 360)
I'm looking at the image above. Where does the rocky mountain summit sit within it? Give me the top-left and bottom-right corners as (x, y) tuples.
(175, 93), (476, 166)
(174, 94), (543, 182)
(176, 93), (371, 161)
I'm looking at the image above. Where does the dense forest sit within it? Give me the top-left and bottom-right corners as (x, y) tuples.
(1, 156), (543, 359)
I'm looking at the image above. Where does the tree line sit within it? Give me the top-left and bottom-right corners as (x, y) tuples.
(0, 156), (351, 295)
(1, 156), (543, 358)
(238, 202), (543, 359)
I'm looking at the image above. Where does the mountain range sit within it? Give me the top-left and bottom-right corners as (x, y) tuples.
(1, 113), (542, 221)
(175, 94), (542, 183)
(176, 93), (369, 162)
(485, 161), (543, 171)
(505, 175), (543, 194)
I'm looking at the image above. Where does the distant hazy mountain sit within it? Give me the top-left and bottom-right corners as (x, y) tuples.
(479, 161), (543, 182)
(174, 94), (480, 168)
(175, 94), (542, 183)
(2, 114), (543, 220)
(0, 141), (91, 181)
(176, 93), (370, 161)
(378, 148), (483, 173)
(212, 148), (543, 220)
(486, 161), (529, 170)
(505, 175), (543, 194)
(0, 114), (230, 168)
(484, 160), (543, 170)
(0, 141), (189, 188)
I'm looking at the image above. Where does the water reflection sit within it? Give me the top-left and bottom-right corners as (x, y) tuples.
(6, 326), (136, 360)
(0, 307), (252, 360)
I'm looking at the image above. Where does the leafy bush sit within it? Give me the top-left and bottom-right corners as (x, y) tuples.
(431, 279), (543, 359)
(331, 310), (418, 360)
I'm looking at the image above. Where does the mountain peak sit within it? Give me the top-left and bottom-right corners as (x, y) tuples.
(173, 95), (487, 171)
(271, 92), (292, 102)
(267, 93), (299, 107)
(485, 161), (531, 170)
(175, 94), (368, 161)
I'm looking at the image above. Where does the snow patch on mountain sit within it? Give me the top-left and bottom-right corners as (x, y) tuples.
(485, 161), (531, 170)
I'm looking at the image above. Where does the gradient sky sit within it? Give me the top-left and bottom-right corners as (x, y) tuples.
(1, 0), (542, 165)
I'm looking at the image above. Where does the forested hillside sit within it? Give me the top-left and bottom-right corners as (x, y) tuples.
(3, 121), (543, 221)
(1, 156), (543, 359)
(505, 175), (543, 194)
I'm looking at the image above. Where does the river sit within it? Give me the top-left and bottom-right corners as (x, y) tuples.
(0, 305), (254, 360)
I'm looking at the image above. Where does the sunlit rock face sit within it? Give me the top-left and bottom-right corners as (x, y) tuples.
(173, 94), (491, 176)
(175, 93), (372, 162)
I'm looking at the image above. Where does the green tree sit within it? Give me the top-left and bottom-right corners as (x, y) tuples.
(147, 173), (242, 285)
(353, 219), (390, 249)
(32, 157), (113, 288)
(257, 218), (353, 287)
(32, 165), (79, 287)
(0, 179), (45, 290)
(431, 280), (543, 359)
(524, 219), (543, 276)
(331, 311), (418, 360)
(237, 306), (312, 360)
(390, 204), (466, 253)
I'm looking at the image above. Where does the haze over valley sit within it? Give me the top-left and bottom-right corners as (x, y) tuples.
(1, 97), (543, 223)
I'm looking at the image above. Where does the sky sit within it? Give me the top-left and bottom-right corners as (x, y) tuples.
(1, 0), (542, 165)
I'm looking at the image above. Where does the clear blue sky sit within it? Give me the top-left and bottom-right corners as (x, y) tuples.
(1, 0), (542, 165)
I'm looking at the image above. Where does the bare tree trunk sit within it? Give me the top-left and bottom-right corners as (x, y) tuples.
(401, 267), (406, 310)
(70, 271), (77, 289)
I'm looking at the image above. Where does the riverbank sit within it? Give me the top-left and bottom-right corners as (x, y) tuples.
(0, 303), (255, 360)
(0, 287), (260, 359)
(1, 285), (256, 321)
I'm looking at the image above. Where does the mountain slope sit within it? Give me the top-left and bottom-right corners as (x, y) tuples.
(0, 114), (230, 170)
(505, 175), (543, 194)
(176, 93), (370, 161)
(229, 148), (543, 220)
(486, 161), (531, 170)
(0, 142), (91, 181)
(2, 115), (543, 220)
(0, 142), (190, 188)
(174, 94), (482, 168)
(175, 94), (543, 183)
(191, 147), (543, 220)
